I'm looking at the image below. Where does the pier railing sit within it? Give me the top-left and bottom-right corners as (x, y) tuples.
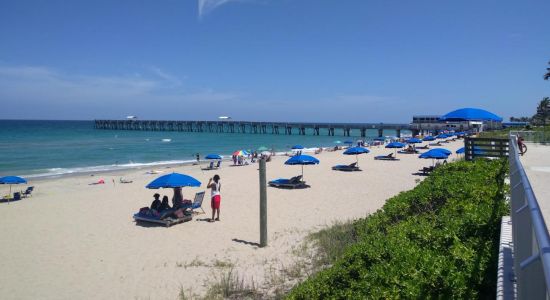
(464, 137), (509, 161)
(509, 134), (550, 299)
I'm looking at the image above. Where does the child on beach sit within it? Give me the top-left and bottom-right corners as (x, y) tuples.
(207, 175), (221, 222)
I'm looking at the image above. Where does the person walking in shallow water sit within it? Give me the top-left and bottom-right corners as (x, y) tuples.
(207, 175), (221, 222)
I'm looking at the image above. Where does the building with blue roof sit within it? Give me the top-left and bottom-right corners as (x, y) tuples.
(411, 107), (503, 134)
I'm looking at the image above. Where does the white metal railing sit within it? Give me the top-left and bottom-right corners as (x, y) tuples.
(509, 134), (550, 299)
(510, 131), (550, 143)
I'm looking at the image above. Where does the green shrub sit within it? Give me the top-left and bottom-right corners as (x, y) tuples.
(287, 159), (509, 299)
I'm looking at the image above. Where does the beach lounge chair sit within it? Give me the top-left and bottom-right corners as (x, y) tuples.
(21, 186), (34, 197)
(398, 149), (419, 154)
(181, 191), (206, 214)
(202, 161), (221, 170)
(332, 162), (361, 172)
(268, 175), (307, 189)
(374, 153), (400, 161)
(420, 166), (435, 175)
(133, 210), (193, 227)
(13, 192), (21, 201)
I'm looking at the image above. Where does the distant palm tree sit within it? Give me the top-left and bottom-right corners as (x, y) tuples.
(545, 61), (550, 80)
(534, 97), (550, 125)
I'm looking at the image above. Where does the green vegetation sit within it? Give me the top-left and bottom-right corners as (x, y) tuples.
(287, 159), (509, 299)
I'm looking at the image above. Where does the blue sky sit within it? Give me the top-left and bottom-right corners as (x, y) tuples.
(0, 0), (549, 122)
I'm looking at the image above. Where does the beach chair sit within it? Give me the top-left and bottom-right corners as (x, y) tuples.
(420, 166), (435, 175)
(374, 153), (399, 161)
(202, 161), (221, 170)
(182, 191), (206, 214)
(268, 175), (307, 189)
(13, 192), (21, 201)
(332, 162), (361, 172)
(21, 186), (34, 197)
(398, 150), (419, 154)
(133, 209), (193, 227)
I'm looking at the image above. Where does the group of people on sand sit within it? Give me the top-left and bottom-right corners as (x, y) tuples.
(147, 175), (222, 223)
(147, 187), (189, 218)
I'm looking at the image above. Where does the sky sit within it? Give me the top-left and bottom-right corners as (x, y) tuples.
(0, 0), (549, 122)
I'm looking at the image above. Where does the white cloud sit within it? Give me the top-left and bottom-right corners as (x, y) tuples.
(0, 65), (240, 119)
(197, 0), (263, 19)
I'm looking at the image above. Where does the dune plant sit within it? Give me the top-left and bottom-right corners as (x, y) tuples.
(287, 159), (509, 299)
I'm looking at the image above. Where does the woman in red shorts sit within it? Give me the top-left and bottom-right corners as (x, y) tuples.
(207, 175), (221, 222)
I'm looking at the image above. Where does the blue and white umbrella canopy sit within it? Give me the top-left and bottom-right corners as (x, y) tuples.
(343, 147), (370, 166)
(205, 154), (222, 160)
(291, 145), (304, 150)
(284, 155), (320, 179)
(423, 136), (436, 141)
(406, 138), (423, 144)
(146, 173), (201, 189)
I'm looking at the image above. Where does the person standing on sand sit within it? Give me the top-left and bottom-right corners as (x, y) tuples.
(207, 175), (221, 222)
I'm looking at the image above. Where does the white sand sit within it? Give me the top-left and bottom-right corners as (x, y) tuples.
(0, 140), (463, 299)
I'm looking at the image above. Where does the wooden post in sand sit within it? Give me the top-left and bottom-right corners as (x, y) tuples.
(259, 158), (268, 247)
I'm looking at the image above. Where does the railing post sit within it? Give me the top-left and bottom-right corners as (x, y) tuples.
(259, 159), (268, 247)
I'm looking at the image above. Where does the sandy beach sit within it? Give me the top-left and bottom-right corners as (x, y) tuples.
(0, 140), (463, 299)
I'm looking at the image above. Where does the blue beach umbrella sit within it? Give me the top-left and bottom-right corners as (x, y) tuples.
(385, 142), (406, 148)
(0, 176), (27, 201)
(205, 154), (222, 160)
(0, 176), (27, 184)
(430, 148), (452, 155)
(419, 149), (450, 166)
(406, 138), (423, 144)
(456, 147), (465, 154)
(423, 136), (436, 141)
(146, 173), (201, 189)
(385, 141), (406, 156)
(291, 145), (304, 150)
(0, 175), (27, 185)
(285, 155), (320, 179)
(343, 146), (370, 166)
(436, 134), (449, 139)
(419, 149), (449, 159)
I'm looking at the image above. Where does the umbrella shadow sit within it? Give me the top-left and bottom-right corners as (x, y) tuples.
(232, 238), (261, 248)
(195, 217), (215, 222)
(0, 198), (22, 204)
(133, 220), (168, 228)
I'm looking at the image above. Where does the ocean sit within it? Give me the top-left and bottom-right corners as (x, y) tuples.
(0, 120), (409, 178)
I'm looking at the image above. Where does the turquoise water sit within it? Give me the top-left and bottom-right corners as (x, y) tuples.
(0, 120), (409, 178)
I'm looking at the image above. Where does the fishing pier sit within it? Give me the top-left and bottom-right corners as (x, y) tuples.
(94, 119), (416, 137)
